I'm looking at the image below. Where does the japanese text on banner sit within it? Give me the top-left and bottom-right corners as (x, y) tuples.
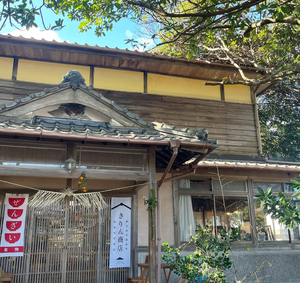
(0, 194), (28, 257)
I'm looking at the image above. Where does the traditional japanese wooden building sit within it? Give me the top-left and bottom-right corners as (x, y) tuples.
(0, 34), (299, 283)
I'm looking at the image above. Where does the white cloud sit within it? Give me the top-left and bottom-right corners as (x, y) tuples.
(125, 30), (134, 38)
(4, 27), (63, 42)
(125, 29), (154, 52)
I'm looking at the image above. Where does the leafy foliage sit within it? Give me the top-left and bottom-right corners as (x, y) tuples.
(162, 222), (240, 283)
(1, 0), (300, 85)
(258, 81), (300, 160)
(255, 180), (300, 242)
(0, 0), (65, 31)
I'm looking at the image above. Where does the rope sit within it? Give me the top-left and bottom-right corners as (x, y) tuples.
(0, 179), (149, 209)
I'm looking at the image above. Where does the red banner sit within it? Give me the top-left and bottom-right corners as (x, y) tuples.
(0, 194), (28, 257)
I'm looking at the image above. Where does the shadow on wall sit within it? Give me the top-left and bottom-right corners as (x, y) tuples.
(226, 249), (299, 283)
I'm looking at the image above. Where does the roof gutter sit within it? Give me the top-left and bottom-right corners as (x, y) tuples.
(0, 128), (217, 149)
(197, 163), (300, 172)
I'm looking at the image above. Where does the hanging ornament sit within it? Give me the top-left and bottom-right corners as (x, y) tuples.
(78, 172), (87, 193)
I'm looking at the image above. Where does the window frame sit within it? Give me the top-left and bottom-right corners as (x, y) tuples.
(174, 178), (300, 248)
(175, 178), (253, 245)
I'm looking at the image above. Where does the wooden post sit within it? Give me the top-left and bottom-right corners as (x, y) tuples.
(12, 58), (19, 81)
(148, 146), (157, 283)
(97, 209), (102, 283)
(172, 179), (179, 247)
(251, 87), (263, 155)
(61, 198), (69, 283)
(24, 211), (34, 283)
(131, 193), (138, 277)
(143, 72), (148, 94)
(247, 178), (258, 245)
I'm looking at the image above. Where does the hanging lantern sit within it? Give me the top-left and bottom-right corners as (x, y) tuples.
(64, 156), (77, 172)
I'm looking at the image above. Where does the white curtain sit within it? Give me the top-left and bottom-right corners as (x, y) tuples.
(179, 195), (195, 241)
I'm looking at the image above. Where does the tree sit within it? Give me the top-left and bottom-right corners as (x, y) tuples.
(258, 81), (300, 160)
(162, 222), (241, 283)
(1, 0), (300, 85)
(0, 0), (64, 31)
(256, 179), (300, 243)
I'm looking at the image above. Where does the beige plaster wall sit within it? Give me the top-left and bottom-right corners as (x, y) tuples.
(137, 174), (174, 246)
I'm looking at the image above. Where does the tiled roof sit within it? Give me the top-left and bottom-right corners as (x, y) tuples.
(0, 81), (152, 128)
(0, 33), (241, 69)
(0, 71), (216, 146)
(198, 160), (300, 171)
(0, 117), (214, 143)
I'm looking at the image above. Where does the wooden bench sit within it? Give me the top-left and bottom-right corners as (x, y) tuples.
(127, 255), (149, 283)
(127, 277), (145, 283)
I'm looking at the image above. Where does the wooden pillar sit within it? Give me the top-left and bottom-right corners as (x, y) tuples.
(172, 179), (179, 247)
(61, 198), (70, 283)
(24, 211), (34, 283)
(251, 87), (263, 155)
(148, 146), (157, 283)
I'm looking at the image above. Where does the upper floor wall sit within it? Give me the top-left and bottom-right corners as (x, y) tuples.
(0, 56), (251, 103)
(0, 56), (260, 156)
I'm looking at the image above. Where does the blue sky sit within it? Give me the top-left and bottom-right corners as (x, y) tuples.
(0, 9), (146, 50)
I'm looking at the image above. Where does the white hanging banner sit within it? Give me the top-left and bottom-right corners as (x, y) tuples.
(109, 197), (131, 268)
(0, 194), (29, 257)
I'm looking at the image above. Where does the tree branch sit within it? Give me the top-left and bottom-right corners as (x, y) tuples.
(126, 0), (265, 19)
(244, 16), (300, 37)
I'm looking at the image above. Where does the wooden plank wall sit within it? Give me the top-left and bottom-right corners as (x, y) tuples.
(0, 79), (53, 104)
(102, 91), (259, 156)
(0, 79), (259, 156)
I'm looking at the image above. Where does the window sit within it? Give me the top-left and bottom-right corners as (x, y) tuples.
(178, 180), (251, 242)
(0, 141), (66, 167)
(253, 182), (300, 241)
(214, 196), (251, 241)
(213, 180), (247, 192)
(253, 182), (283, 193)
(77, 146), (148, 171)
(178, 179), (300, 245)
(254, 198), (289, 241)
(285, 183), (296, 192)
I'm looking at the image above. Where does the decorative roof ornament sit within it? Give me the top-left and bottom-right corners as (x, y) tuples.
(60, 70), (86, 90)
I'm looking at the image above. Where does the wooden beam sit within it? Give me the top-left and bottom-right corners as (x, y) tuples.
(0, 39), (257, 73)
(144, 72), (148, 93)
(90, 66), (94, 87)
(220, 85), (225, 101)
(0, 166), (149, 181)
(12, 57), (18, 81)
(148, 146), (157, 283)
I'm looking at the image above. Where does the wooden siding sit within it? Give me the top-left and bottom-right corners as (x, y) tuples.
(0, 79), (53, 103)
(102, 91), (259, 156)
(0, 80), (259, 156)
